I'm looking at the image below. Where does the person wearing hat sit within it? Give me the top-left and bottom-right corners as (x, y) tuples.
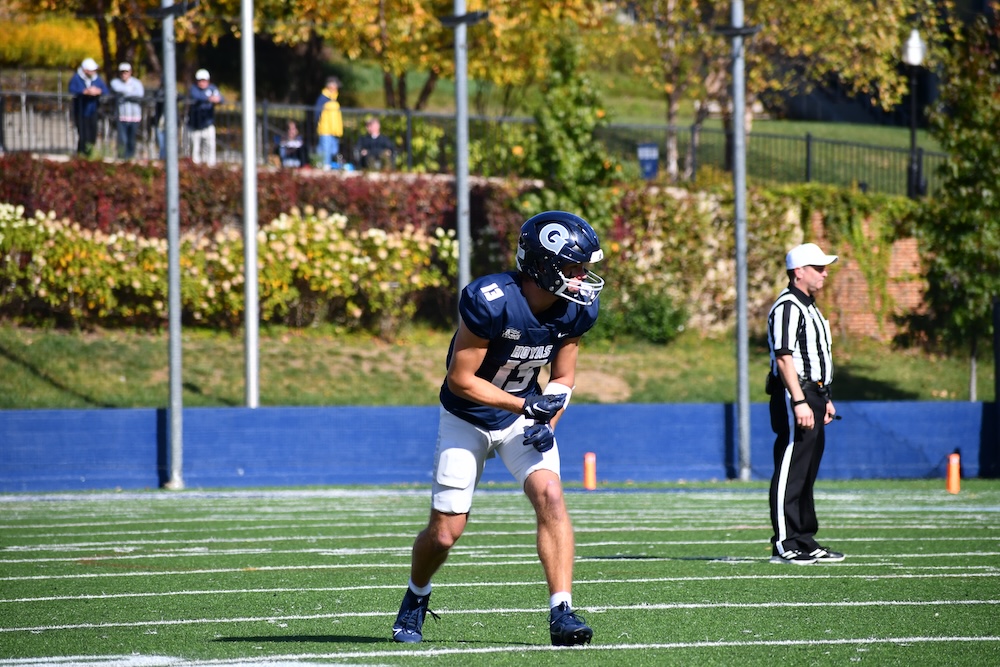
(68, 57), (109, 155)
(765, 242), (845, 566)
(109, 63), (145, 159)
(187, 68), (224, 166)
(314, 76), (344, 170)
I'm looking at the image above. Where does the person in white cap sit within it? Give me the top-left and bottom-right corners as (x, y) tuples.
(187, 68), (224, 166)
(109, 63), (145, 159)
(68, 57), (109, 155)
(765, 242), (845, 566)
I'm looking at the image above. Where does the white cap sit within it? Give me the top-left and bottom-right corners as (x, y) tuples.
(786, 243), (838, 270)
(82, 58), (99, 71)
(119, 62), (132, 72)
(195, 68), (210, 80)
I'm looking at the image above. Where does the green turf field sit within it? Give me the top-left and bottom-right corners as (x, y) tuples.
(2, 480), (999, 666)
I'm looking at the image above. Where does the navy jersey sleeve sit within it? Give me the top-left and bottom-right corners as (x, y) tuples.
(458, 279), (507, 341)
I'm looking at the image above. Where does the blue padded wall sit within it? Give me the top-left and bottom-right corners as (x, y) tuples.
(1, 402), (996, 492)
(0, 408), (162, 491)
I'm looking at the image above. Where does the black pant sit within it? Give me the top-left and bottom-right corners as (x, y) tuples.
(768, 386), (826, 555)
(77, 115), (98, 155)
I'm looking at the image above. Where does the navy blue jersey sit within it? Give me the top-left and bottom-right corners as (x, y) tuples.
(440, 271), (599, 430)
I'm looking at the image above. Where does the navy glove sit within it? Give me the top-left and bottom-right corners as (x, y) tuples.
(523, 423), (555, 453)
(522, 394), (567, 423)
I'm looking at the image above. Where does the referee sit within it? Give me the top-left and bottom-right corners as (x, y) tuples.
(766, 243), (845, 565)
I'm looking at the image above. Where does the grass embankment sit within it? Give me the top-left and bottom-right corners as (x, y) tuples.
(0, 325), (992, 409)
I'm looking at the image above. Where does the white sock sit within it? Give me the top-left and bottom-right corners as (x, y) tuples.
(549, 592), (572, 610)
(408, 579), (432, 597)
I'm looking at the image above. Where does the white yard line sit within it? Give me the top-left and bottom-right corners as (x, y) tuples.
(2, 599), (1000, 634)
(0, 530), (1000, 567)
(4, 556), (1000, 583)
(2, 567), (998, 604)
(4, 634), (1000, 666)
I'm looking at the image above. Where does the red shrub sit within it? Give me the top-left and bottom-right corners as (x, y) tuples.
(0, 156), (529, 263)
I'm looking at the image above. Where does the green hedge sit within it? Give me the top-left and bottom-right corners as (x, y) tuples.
(0, 155), (917, 342)
(0, 204), (457, 337)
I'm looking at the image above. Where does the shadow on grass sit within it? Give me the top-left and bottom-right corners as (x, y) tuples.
(833, 363), (921, 400)
(0, 341), (241, 408)
(214, 634), (386, 644)
(750, 335), (920, 401)
(0, 341), (115, 408)
(183, 380), (240, 407)
(213, 635), (537, 646)
(750, 331), (921, 401)
(581, 555), (755, 562)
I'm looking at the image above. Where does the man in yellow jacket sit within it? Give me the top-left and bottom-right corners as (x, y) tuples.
(314, 76), (344, 170)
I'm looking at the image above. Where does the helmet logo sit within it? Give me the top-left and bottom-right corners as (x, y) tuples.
(539, 223), (570, 254)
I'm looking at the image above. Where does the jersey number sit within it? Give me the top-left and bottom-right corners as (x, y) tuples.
(492, 359), (546, 393)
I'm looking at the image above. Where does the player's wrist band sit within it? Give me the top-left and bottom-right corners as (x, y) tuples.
(792, 398), (808, 407)
(544, 381), (573, 410)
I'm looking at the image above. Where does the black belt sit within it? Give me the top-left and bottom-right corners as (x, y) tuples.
(801, 380), (831, 398)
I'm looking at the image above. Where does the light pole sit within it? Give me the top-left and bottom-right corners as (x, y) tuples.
(902, 28), (925, 199)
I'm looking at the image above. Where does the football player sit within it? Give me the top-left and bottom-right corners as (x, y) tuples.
(392, 210), (604, 647)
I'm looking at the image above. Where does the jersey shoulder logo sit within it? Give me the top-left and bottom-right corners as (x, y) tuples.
(502, 327), (522, 340)
(480, 282), (504, 301)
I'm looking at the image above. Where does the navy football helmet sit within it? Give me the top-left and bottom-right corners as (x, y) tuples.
(516, 211), (605, 306)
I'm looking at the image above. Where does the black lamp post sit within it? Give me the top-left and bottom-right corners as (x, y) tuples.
(903, 28), (926, 199)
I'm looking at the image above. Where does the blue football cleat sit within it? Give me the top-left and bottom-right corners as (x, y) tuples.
(392, 589), (436, 643)
(549, 602), (593, 646)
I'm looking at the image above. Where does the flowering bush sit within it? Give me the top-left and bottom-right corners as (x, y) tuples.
(0, 204), (457, 338)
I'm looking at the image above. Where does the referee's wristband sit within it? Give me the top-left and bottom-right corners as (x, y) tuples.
(792, 398), (808, 407)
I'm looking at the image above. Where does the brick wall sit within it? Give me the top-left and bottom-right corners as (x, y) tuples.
(810, 211), (926, 341)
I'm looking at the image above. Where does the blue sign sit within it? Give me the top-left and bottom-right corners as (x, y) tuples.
(638, 142), (659, 180)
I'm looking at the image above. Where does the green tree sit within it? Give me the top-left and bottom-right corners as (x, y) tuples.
(913, 6), (1000, 400)
(624, 0), (960, 181)
(519, 31), (620, 228)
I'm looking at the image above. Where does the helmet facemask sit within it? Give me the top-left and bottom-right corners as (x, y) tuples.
(547, 260), (605, 306)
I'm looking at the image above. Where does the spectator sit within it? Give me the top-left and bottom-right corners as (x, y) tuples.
(314, 76), (343, 170)
(109, 63), (145, 159)
(187, 68), (223, 166)
(152, 85), (167, 160)
(355, 116), (395, 170)
(278, 120), (307, 168)
(68, 58), (109, 156)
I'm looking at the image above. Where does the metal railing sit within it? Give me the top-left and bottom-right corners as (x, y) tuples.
(0, 91), (947, 198)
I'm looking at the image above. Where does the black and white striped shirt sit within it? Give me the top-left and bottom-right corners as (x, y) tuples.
(767, 285), (834, 385)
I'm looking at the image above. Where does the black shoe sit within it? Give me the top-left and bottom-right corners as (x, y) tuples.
(769, 549), (817, 565)
(810, 547), (846, 563)
(549, 602), (593, 646)
(392, 589), (437, 643)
